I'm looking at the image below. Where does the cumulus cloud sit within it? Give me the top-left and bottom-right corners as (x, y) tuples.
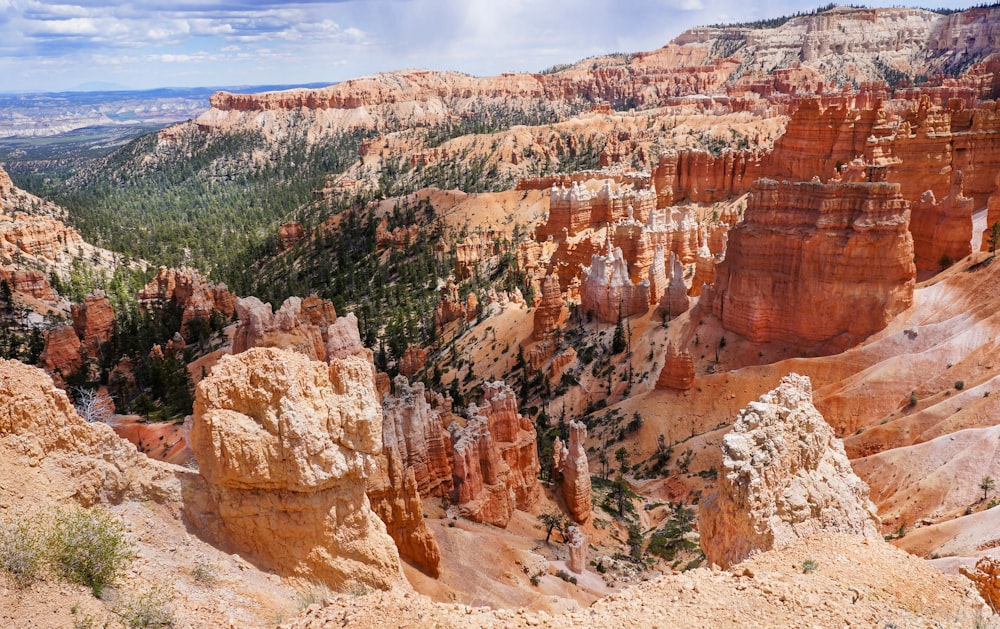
(0, 0), (982, 91)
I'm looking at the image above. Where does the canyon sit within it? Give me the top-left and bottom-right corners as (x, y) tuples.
(2, 4), (1000, 628)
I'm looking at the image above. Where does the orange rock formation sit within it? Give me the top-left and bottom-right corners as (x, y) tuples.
(139, 266), (235, 335)
(71, 291), (114, 359)
(190, 347), (402, 591)
(552, 420), (592, 524)
(712, 178), (915, 351)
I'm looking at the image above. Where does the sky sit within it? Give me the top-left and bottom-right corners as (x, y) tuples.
(0, 0), (984, 93)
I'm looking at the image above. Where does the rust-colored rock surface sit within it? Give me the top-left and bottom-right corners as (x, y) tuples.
(656, 342), (695, 390)
(699, 374), (881, 568)
(961, 556), (1000, 613)
(139, 266), (235, 335)
(398, 344), (427, 377)
(553, 420), (592, 524)
(71, 291), (114, 359)
(533, 273), (567, 341)
(449, 381), (541, 527)
(911, 171), (975, 271)
(39, 324), (82, 377)
(382, 376), (455, 499)
(190, 347), (402, 591)
(367, 443), (441, 578)
(712, 178), (915, 351)
(0, 268), (57, 301)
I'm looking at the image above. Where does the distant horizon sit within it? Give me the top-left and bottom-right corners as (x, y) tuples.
(0, 0), (985, 94)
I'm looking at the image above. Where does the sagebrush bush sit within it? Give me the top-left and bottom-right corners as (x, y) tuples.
(46, 507), (134, 597)
(114, 586), (175, 628)
(0, 516), (44, 586)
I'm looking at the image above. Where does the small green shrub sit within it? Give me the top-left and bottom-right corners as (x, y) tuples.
(46, 507), (134, 597)
(801, 559), (819, 573)
(114, 586), (175, 628)
(955, 380), (965, 391)
(0, 516), (44, 586)
(191, 560), (217, 587)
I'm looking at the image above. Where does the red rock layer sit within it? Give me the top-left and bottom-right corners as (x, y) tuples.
(71, 291), (114, 359)
(381, 377), (455, 499)
(39, 324), (82, 377)
(712, 179), (915, 351)
(553, 421), (592, 524)
(449, 381), (541, 527)
(911, 171), (975, 271)
(367, 444), (442, 577)
(656, 342), (695, 390)
(0, 268), (57, 301)
(532, 273), (567, 341)
(397, 344), (427, 377)
(139, 266), (235, 335)
(653, 149), (763, 207)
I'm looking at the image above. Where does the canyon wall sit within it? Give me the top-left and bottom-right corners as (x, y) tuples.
(712, 178), (915, 351)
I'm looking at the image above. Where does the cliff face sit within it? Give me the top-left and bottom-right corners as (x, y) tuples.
(580, 245), (650, 323)
(712, 178), (915, 351)
(189, 347), (402, 591)
(382, 376), (455, 499)
(71, 291), (114, 360)
(232, 295), (338, 361)
(699, 374), (881, 568)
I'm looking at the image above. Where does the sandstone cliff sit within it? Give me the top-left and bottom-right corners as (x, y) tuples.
(712, 178), (915, 351)
(232, 295), (337, 361)
(71, 291), (114, 359)
(699, 374), (881, 568)
(189, 347), (402, 591)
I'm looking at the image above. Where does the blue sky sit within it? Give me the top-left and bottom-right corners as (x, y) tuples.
(0, 0), (983, 93)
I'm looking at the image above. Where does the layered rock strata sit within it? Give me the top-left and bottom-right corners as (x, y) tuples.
(656, 342), (695, 390)
(533, 273), (567, 341)
(580, 245), (650, 323)
(189, 347), (402, 590)
(552, 420), (592, 524)
(712, 178), (915, 350)
(449, 381), (541, 527)
(71, 291), (114, 359)
(699, 374), (881, 568)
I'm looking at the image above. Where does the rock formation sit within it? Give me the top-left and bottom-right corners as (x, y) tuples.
(565, 526), (587, 574)
(580, 244), (650, 323)
(656, 342), (696, 390)
(38, 324), (82, 377)
(381, 377), (454, 498)
(232, 295), (338, 361)
(449, 381), (541, 527)
(712, 178), (915, 351)
(0, 358), (173, 507)
(699, 374), (881, 568)
(189, 347), (402, 591)
(533, 273), (567, 341)
(653, 149), (762, 207)
(139, 266), (235, 335)
(0, 268), (58, 301)
(552, 420), (592, 524)
(71, 291), (114, 359)
(434, 279), (465, 329)
(659, 251), (690, 317)
(911, 171), (974, 271)
(398, 344), (427, 377)
(960, 556), (1000, 613)
(367, 443), (441, 577)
